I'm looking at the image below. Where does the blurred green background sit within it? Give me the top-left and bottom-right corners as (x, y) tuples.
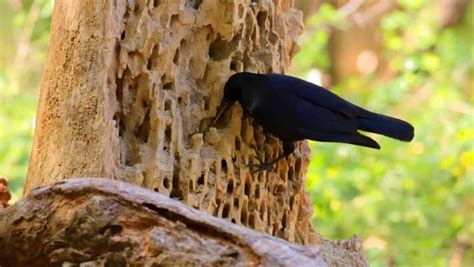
(0, 0), (472, 266)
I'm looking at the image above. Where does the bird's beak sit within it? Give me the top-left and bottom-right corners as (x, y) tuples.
(210, 101), (230, 128)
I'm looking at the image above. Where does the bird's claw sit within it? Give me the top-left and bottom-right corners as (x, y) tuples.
(247, 158), (275, 173)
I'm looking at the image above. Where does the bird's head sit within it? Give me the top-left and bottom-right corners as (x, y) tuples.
(223, 72), (261, 115)
(223, 73), (246, 104)
(210, 73), (255, 127)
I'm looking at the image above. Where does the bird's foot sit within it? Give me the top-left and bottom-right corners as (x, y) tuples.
(247, 158), (275, 173)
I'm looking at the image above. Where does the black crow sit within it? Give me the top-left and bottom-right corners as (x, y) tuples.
(214, 72), (414, 171)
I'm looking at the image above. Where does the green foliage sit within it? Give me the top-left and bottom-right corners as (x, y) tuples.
(294, 1), (474, 266)
(292, 3), (348, 74)
(0, 0), (53, 201)
(0, 95), (37, 201)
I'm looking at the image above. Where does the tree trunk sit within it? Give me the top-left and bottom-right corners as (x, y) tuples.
(2, 0), (368, 266)
(26, 0), (314, 245)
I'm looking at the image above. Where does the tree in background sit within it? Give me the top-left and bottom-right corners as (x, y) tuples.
(0, 0), (53, 202)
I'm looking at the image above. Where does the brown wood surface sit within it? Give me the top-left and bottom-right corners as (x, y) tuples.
(0, 178), (327, 266)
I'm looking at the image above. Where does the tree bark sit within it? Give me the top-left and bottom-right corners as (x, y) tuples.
(25, 0), (317, 245)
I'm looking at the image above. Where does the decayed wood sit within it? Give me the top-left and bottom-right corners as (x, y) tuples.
(24, 0), (317, 246)
(0, 178), (327, 267)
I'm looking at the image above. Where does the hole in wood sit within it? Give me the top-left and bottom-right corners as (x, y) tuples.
(204, 96), (210, 111)
(99, 225), (123, 236)
(197, 174), (205, 186)
(163, 82), (174, 90)
(244, 179), (250, 196)
(288, 167), (294, 181)
(257, 11), (268, 29)
(119, 120), (125, 137)
(147, 45), (159, 70)
(234, 137), (241, 151)
(295, 158), (302, 174)
(241, 204), (248, 225)
(209, 34), (240, 61)
(222, 203), (230, 218)
(188, 179), (193, 192)
(170, 172), (182, 200)
(282, 213), (287, 230)
(163, 177), (170, 189)
(137, 108), (150, 143)
(173, 49), (180, 65)
(249, 213), (255, 228)
(188, 0), (202, 9)
(230, 60), (238, 71)
(221, 159), (228, 174)
(227, 180), (234, 194)
(164, 99), (172, 111)
(255, 186), (260, 199)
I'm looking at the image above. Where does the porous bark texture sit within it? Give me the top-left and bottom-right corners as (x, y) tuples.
(0, 178), (328, 267)
(26, 0), (315, 244)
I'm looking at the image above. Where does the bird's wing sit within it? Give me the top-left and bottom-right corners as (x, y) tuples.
(267, 74), (359, 118)
(289, 97), (380, 149)
(294, 99), (358, 134)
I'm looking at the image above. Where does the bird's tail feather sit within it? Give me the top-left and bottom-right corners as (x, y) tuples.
(357, 112), (414, 142)
(298, 128), (381, 149)
(343, 133), (381, 149)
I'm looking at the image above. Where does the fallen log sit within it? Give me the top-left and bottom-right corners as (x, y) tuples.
(0, 178), (327, 267)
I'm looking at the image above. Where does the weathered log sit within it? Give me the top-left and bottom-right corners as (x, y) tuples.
(0, 178), (327, 267)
